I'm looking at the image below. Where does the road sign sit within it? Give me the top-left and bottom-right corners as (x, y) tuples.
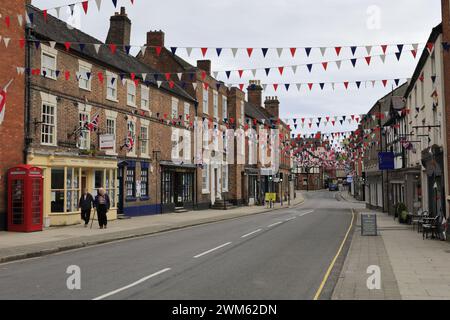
(265, 193), (276, 202)
(361, 213), (378, 236)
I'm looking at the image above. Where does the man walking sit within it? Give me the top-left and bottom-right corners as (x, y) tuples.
(94, 188), (111, 229)
(79, 189), (94, 227)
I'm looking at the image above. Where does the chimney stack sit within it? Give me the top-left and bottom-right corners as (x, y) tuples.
(106, 7), (131, 48)
(146, 30), (165, 48)
(197, 60), (211, 75)
(264, 96), (280, 119)
(247, 80), (263, 107)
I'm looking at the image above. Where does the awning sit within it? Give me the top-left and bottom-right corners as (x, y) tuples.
(160, 160), (197, 169)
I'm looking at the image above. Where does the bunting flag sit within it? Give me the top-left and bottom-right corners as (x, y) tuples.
(0, 79), (13, 126)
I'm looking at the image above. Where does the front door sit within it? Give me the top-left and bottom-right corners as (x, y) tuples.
(118, 168), (124, 214)
(174, 173), (184, 207)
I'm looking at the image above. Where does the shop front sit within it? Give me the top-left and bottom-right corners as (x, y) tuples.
(160, 161), (196, 213)
(27, 154), (118, 227)
(244, 167), (260, 206)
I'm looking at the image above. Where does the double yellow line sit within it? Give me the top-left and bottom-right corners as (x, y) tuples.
(313, 209), (355, 300)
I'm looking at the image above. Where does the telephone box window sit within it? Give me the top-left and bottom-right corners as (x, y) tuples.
(12, 180), (24, 225)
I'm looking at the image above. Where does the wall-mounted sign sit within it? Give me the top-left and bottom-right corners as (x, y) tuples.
(378, 152), (395, 170)
(99, 134), (115, 150)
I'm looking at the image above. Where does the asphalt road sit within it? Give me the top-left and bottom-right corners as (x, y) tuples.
(0, 191), (361, 300)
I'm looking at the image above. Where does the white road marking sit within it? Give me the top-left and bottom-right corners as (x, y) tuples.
(193, 242), (232, 258)
(267, 221), (283, 228)
(241, 229), (262, 238)
(298, 210), (314, 217)
(285, 217), (297, 221)
(92, 267), (171, 300)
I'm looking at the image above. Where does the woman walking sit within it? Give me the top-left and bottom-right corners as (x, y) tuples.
(94, 188), (110, 229)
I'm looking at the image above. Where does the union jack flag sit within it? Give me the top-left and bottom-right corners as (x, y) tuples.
(123, 131), (134, 152)
(84, 113), (100, 132)
(0, 79), (14, 126)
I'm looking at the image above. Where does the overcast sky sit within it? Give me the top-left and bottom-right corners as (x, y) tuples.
(32, 0), (442, 139)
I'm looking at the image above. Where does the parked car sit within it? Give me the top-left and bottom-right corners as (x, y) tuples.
(329, 183), (338, 191)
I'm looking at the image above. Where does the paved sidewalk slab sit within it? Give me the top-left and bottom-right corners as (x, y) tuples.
(333, 194), (450, 300)
(0, 193), (304, 263)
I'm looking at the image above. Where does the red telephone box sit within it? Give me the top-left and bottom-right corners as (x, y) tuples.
(7, 165), (43, 232)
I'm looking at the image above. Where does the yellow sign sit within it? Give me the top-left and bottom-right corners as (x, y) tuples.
(265, 193), (276, 202)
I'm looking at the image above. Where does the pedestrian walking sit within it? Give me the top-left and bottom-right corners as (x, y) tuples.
(94, 188), (110, 229)
(78, 189), (94, 227)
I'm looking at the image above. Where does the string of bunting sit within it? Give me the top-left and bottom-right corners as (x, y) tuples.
(14, 66), (412, 93)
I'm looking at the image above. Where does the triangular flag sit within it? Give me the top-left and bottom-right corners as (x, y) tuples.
(305, 47), (312, 57)
(351, 58), (357, 67)
(380, 55), (386, 64)
(290, 48), (297, 57)
(186, 47), (193, 57)
(365, 46), (372, 55)
(246, 48), (253, 57)
(261, 48), (268, 57)
(335, 47), (342, 56)
(296, 83), (302, 91)
(350, 46), (357, 55)
(291, 65), (298, 74)
(278, 66), (284, 75)
(381, 44), (388, 54)
(112, 0), (118, 8)
(335, 60), (342, 69)
(95, 0), (102, 11)
(82, 1), (89, 14)
(170, 47), (177, 55)
(201, 48), (208, 57)
(273, 84), (278, 91)
(94, 44), (101, 54)
(231, 48), (238, 58)
(276, 48), (283, 57)
(216, 48), (222, 57)
(365, 56), (371, 65)
(411, 50), (417, 58)
(265, 68), (270, 76)
(307, 64), (313, 72)
(322, 62), (328, 71)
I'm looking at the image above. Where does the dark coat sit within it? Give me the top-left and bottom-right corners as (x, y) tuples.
(94, 194), (111, 211)
(79, 193), (94, 211)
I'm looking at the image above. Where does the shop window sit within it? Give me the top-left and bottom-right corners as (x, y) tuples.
(140, 168), (149, 198)
(162, 171), (173, 204)
(126, 167), (136, 199)
(222, 165), (228, 192)
(202, 164), (210, 194)
(50, 168), (64, 213)
(105, 169), (117, 207)
(66, 168), (80, 212)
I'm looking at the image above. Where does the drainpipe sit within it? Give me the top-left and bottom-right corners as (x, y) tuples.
(24, 24), (33, 163)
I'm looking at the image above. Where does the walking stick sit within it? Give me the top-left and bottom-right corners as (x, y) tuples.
(90, 208), (96, 229)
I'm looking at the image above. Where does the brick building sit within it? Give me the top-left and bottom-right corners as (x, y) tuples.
(0, 1), (27, 230)
(24, 5), (196, 225)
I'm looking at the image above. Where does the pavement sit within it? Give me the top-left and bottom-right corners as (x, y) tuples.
(332, 191), (450, 300)
(0, 190), (356, 300)
(0, 194), (304, 264)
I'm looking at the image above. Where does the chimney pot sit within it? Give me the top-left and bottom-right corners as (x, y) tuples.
(106, 7), (131, 47)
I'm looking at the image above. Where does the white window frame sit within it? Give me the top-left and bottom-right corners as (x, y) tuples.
(41, 44), (57, 80)
(222, 164), (228, 192)
(222, 96), (228, 120)
(78, 111), (90, 150)
(184, 130), (191, 162)
(141, 84), (150, 110)
(106, 71), (118, 102)
(78, 60), (92, 91)
(203, 87), (209, 114)
(40, 92), (58, 146)
(184, 102), (190, 121)
(171, 97), (179, 120)
(202, 164), (210, 194)
(213, 91), (219, 120)
(106, 117), (117, 155)
(140, 125), (149, 157)
(127, 80), (137, 107)
(241, 101), (245, 126)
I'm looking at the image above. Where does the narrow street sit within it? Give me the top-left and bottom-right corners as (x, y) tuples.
(0, 191), (363, 300)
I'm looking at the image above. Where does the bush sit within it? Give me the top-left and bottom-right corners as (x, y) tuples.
(396, 203), (408, 223)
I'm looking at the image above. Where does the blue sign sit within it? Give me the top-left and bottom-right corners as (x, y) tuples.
(378, 152), (395, 170)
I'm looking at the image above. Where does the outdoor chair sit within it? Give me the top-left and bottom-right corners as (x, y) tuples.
(422, 216), (439, 240)
(417, 211), (429, 233)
